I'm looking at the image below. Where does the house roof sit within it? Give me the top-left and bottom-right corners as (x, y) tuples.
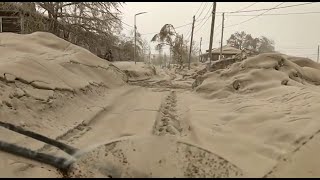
(0, 10), (20, 17)
(0, 3), (49, 20)
(201, 45), (241, 57)
(205, 45), (241, 54)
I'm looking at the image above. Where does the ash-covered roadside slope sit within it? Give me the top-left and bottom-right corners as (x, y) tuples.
(186, 53), (320, 177)
(0, 32), (128, 177)
(195, 53), (320, 98)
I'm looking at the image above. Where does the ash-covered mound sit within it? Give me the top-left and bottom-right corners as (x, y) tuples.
(0, 32), (127, 92)
(285, 55), (320, 70)
(194, 53), (320, 98)
(0, 32), (129, 177)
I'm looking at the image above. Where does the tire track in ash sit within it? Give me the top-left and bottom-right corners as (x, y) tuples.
(38, 123), (91, 153)
(263, 128), (320, 178)
(36, 87), (141, 155)
(66, 86), (244, 177)
(15, 122), (91, 173)
(15, 87), (141, 173)
(153, 90), (183, 136)
(129, 79), (191, 91)
(151, 90), (244, 177)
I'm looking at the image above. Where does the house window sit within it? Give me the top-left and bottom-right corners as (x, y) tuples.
(0, 17), (21, 33)
(2, 17), (21, 33)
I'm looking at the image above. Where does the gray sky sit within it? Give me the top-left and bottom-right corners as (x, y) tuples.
(120, 2), (320, 61)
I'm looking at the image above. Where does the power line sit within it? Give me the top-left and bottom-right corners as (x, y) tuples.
(191, 2), (318, 33)
(225, 11), (320, 16)
(194, 16), (210, 22)
(195, 16), (221, 37)
(193, 10), (320, 19)
(195, 22), (222, 44)
(179, 25), (193, 39)
(122, 21), (133, 28)
(138, 2), (319, 43)
(190, 10), (320, 37)
(189, 7), (320, 23)
(185, 29), (192, 40)
(194, 14), (211, 35)
(232, 2), (259, 13)
(222, 2), (318, 14)
(185, 14), (210, 38)
(194, 2), (204, 17)
(121, 26), (130, 31)
(196, 5), (213, 27)
(140, 22), (193, 36)
(176, 22), (193, 29)
(183, 2), (208, 39)
(225, 2), (285, 28)
(196, 2), (209, 21)
(194, 3), (213, 34)
(186, 4), (214, 40)
(169, 12), (218, 35)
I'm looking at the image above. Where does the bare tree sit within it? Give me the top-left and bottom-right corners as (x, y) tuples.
(33, 2), (123, 35)
(1, 2), (126, 57)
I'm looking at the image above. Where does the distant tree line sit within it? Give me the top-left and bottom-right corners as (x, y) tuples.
(0, 2), (148, 62)
(226, 31), (275, 53)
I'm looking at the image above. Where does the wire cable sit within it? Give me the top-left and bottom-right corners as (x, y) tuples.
(232, 2), (259, 13)
(194, 2), (204, 17)
(140, 22), (193, 36)
(222, 2), (318, 14)
(196, 2), (209, 21)
(225, 2), (285, 28)
(194, 3), (213, 34)
(225, 11), (320, 16)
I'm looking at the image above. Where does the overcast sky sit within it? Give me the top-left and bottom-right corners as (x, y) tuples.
(120, 2), (320, 61)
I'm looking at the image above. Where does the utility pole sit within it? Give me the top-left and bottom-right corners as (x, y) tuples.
(219, 12), (225, 60)
(184, 34), (188, 54)
(149, 45), (151, 64)
(317, 45), (319, 63)
(134, 18), (137, 64)
(159, 49), (162, 67)
(188, 15), (196, 70)
(199, 37), (202, 62)
(182, 34), (184, 57)
(208, 2), (217, 64)
(169, 47), (171, 68)
(182, 34), (184, 49)
(180, 34), (184, 66)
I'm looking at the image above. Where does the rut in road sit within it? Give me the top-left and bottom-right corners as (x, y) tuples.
(14, 122), (91, 173)
(153, 91), (183, 136)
